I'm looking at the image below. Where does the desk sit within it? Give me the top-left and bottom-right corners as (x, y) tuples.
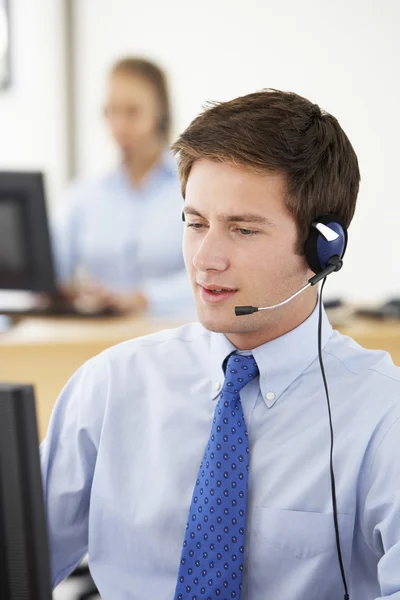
(0, 315), (399, 441)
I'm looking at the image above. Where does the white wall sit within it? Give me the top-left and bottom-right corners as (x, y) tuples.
(0, 0), (67, 210)
(74, 0), (400, 303)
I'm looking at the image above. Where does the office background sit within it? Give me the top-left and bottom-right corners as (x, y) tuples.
(0, 2), (399, 599)
(0, 0), (399, 305)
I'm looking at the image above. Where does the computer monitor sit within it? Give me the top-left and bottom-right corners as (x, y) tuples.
(0, 384), (52, 600)
(0, 172), (57, 293)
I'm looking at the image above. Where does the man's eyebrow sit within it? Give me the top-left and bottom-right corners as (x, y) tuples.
(183, 206), (277, 228)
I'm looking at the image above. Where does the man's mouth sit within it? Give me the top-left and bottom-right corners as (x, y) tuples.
(198, 284), (238, 303)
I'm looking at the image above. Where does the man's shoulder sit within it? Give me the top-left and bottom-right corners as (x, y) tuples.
(324, 331), (400, 390)
(317, 332), (400, 445)
(100, 321), (211, 366)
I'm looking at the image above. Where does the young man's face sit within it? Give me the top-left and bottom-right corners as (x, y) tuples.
(183, 159), (318, 349)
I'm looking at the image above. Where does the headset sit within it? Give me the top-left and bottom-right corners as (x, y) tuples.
(235, 213), (350, 600)
(182, 210), (350, 599)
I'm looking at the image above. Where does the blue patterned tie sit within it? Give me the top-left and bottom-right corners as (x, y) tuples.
(175, 352), (259, 600)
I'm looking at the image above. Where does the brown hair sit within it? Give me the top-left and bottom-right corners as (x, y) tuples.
(172, 89), (360, 253)
(111, 57), (171, 141)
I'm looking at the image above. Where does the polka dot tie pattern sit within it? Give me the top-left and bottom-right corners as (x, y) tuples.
(174, 353), (259, 600)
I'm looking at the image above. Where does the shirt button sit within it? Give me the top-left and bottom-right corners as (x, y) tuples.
(266, 391), (275, 401)
(215, 382), (221, 391)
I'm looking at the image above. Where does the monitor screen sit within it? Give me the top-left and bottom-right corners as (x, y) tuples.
(0, 195), (29, 275)
(0, 172), (56, 293)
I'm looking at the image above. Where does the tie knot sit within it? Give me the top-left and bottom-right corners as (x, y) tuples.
(223, 352), (259, 395)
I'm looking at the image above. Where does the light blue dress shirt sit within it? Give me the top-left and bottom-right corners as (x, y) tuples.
(51, 153), (193, 316)
(40, 305), (400, 600)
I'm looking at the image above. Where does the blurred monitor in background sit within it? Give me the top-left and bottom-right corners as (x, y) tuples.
(52, 57), (194, 317)
(0, 172), (55, 294)
(0, 171), (118, 317)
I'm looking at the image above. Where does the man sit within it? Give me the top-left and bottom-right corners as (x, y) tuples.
(41, 90), (400, 600)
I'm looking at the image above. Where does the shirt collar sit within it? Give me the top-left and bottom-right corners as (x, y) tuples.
(209, 302), (333, 407)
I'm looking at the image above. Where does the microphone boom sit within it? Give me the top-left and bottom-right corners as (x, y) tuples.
(235, 257), (343, 316)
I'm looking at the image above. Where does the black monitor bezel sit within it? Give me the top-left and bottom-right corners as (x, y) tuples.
(0, 172), (57, 293)
(0, 384), (52, 600)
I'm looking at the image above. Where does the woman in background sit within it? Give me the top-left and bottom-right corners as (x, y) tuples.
(52, 57), (192, 316)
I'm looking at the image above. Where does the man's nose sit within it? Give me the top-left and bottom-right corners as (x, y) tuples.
(192, 228), (230, 272)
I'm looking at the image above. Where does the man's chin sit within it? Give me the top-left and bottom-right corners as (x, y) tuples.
(196, 305), (246, 334)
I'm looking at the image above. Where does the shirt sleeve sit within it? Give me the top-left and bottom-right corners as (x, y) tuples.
(142, 268), (196, 317)
(359, 413), (400, 598)
(40, 353), (109, 588)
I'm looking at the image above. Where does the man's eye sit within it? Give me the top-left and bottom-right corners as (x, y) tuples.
(187, 223), (204, 229)
(237, 228), (258, 236)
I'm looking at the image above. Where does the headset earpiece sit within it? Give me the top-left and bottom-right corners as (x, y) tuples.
(304, 214), (348, 275)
